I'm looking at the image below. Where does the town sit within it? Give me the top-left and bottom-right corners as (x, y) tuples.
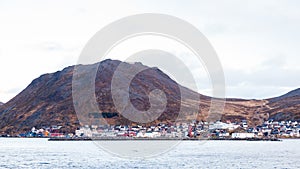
(15, 119), (300, 140)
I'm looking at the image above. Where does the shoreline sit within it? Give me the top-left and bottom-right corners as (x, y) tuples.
(47, 137), (282, 141)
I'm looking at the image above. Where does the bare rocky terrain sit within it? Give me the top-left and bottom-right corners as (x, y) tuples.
(0, 59), (299, 135)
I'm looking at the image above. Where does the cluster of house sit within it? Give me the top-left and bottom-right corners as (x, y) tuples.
(18, 119), (300, 139)
(19, 125), (73, 138)
(74, 119), (300, 139)
(259, 120), (300, 137)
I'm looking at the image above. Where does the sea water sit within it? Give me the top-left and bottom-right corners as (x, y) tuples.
(0, 138), (299, 169)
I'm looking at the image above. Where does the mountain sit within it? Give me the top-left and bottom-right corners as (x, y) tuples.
(0, 65), (77, 135)
(264, 88), (300, 121)
(0, 102), (3, 106)
(0, 59), (299, 135)
(221, 89), (300, 124)
(269, 88), (300, 102)
(0, 59), (211, 135)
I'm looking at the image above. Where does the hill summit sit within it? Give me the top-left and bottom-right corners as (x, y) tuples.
(0, 59), (299, 135)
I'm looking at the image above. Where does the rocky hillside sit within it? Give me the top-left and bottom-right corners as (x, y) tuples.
(220, 89), (300, 125)
(269, 88), (300, 102)
(0, 59), (210, 134)
(265, 88), (300, 121)
(0, 59), (299, 135)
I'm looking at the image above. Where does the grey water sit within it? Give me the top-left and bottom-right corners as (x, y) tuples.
(0, 138), (299, 169)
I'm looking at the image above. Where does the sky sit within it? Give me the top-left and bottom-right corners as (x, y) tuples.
(0, 0), (300, 102)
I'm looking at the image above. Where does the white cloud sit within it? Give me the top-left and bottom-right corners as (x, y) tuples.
(0, 0), (300, 102)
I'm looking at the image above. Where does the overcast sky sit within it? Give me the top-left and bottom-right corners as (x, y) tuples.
(0, 0), (300, 102)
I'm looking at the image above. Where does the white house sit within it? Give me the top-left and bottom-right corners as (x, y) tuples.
(232, 133), (255, 139)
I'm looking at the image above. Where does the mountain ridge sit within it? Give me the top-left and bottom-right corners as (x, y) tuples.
(268, 88), (300, 102)
(0, 59), (299, 135)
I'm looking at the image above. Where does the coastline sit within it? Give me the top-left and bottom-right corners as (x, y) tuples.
(47, 137), (282, 141)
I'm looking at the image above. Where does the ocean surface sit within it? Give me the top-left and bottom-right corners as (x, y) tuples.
(0, 138), (299, 169)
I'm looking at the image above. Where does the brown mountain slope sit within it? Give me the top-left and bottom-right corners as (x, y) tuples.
(264, 89), (300, 121)
(0, 59), (299, 135)
(221, 89), (300, 125)
(0, 59), (210, 134)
